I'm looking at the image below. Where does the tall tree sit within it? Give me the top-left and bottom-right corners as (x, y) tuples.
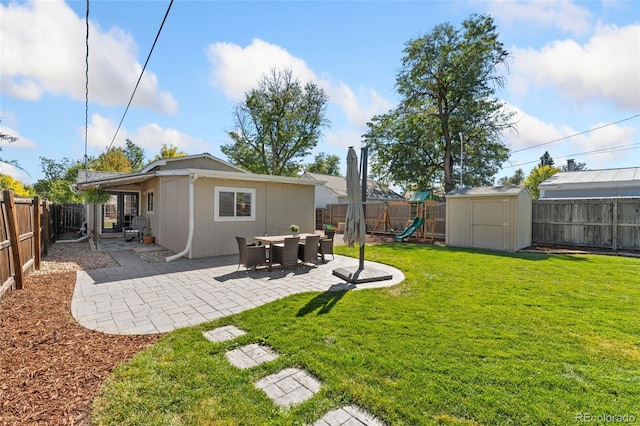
(524, 165), (560, 199)
(33, 157), (85, 203)
(221, 68), (330, 176)
(539, 151), (554, 167)
(124, 139), (146, 171)
(0, 174), (34, 197)
(93, 148), (132, 173)
(305, 153), (341, 176)
(0, 122), (25, 173)
(364, 14), (514, 193)
(498, 168), (525, 186)
(152, 143), (187, 161)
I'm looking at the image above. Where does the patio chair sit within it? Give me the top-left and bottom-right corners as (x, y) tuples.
(298, 234), (320, 265)
(272, 236), (300, 269)
(319, 233), (335, 262)
(236, 236), (267, 271)
(123, 215), (146, 242)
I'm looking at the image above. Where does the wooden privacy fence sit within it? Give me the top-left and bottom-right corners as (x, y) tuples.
(532, 198), (640, 250)
(319, 202), (447, 240)
(0, 190), (54, 301)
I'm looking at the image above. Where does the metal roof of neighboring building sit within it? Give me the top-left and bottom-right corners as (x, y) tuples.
(539, 167), (640, 187)
(302, 172), (405, 200)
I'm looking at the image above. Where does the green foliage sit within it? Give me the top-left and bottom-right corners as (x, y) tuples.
(539, 151), (555, 167)
(34, 157), (84, 203)
(83, 187), (113, 204)
(152, 143), (187, 161)
(524, 164), (560, 199)
(221, 68), (330, 176)
(124, 139), (146, 171)
(305, 153), (341, 176)
(0, 174), (34, 197)
(0, 123), (25, 173)
(498, 168), (525, 186)
(92, 245), (640, 425)
(364, 14), (514, 193)
(93, 148), (132, 173)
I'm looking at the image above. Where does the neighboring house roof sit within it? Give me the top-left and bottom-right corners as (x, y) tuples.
(77, 170), (124, 183)
(302, 172), (405, 201)
(76, 154), (322, 190)
(446, 185), (530, 198)
(538, 167), (640, 198)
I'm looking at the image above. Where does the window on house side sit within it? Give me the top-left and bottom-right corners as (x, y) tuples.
(214, 187), (255, 221)
(147, 191), (154, 213)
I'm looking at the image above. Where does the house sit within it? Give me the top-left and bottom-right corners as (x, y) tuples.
(301, 172), (405, 208)
(75, 153), (322, 259)
(539, 166), (640, 198)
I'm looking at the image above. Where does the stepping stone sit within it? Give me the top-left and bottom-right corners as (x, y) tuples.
(255, 367), (321, 408)
(203, 325), (247, 342)
(313, 405), (386, 426)
(226, 343), (279, 369)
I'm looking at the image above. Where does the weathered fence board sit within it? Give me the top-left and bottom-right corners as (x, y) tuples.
(532, 198), (640, 250)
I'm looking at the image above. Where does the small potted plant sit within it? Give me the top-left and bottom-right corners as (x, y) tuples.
(290, 224), (299, 236)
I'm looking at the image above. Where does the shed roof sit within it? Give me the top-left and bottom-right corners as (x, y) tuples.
(539, 167), (640, 188)
(446, 185), (529, 198)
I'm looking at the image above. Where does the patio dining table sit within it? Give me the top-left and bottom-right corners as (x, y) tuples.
(253, 233), (317, 271)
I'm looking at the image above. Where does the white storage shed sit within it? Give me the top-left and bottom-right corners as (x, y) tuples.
(446, 186), (532, 252)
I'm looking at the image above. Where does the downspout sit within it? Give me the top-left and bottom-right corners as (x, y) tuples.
(166, 173), (198, 261)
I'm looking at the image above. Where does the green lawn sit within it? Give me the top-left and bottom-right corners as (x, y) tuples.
(91, 244), (640, 425)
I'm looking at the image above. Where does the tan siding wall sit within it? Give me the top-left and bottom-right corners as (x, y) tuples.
(158, 176), (190, 253)
(189, 178), (315, 258)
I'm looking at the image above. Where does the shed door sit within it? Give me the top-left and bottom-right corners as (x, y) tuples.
(471, 199), (508, 250)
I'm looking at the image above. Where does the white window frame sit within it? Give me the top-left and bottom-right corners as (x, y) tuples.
(146, 190), (154, 214)
(214, 186), (256, 222)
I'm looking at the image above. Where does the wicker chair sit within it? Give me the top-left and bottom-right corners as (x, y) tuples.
(272, 236), (300, 269)
(236, 236), (267, 271)
(123, 215), (146, 241)
(298, 234), (320, 265)
(319, 233), (335, 262)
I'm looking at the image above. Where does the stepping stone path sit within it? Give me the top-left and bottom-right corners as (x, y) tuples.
(255, 367), (321, 408)
(203, 325), (386, 425)
(313, 405), (386, 426)
(203, 325), (247, 342)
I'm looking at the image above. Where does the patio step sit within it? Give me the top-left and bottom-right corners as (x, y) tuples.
(255, 367), (321, 408)
(203, 325), (247, 342)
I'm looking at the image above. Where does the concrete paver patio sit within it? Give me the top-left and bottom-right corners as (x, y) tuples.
(71, 250), (404, 335)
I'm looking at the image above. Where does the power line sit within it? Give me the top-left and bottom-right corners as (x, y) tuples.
(504, 142), (640, 169)
(106, 0), (174, 152)
(83, 0), (89, 177)
(511, 113), (640, 154)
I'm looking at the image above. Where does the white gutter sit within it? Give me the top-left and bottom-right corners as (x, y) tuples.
(166, 173), (198, 262)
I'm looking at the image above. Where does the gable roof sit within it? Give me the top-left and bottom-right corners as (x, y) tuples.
(140, 152), (247, 174)
(446, 185), (530, 198)
(302, 172), (405, 200)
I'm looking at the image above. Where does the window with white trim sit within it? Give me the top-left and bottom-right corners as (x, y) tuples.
(147, 191), (154, 214)
(214, 187), (255, 221)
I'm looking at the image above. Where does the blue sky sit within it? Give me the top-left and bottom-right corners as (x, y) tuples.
(1, 0), (639, 187)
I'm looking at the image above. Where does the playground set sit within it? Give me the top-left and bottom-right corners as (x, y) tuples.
(370, 191), (437, 243)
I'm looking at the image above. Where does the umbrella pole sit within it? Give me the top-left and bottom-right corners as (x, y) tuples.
(359, 146), (368, 271)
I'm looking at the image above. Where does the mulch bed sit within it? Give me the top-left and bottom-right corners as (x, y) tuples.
(0, 272), (161, 425)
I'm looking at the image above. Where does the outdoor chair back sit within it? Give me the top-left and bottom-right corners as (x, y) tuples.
(319, 235), (334, 262)
(298, 234), (320, 265)
(272, 236), (300, 268)
(236, 236), (267, 271)
(123, 215), (146, 241)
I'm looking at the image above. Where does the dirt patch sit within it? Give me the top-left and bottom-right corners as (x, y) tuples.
(0, 244), (161, 425)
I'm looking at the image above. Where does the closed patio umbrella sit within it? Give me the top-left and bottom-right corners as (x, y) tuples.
(343, 147), (366, 248)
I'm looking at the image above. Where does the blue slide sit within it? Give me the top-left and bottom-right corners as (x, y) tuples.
(394, 217), (424, 242)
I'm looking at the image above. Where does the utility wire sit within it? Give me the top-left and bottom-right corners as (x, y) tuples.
(505, 142), (640, 169)
(511, 113), (640, 154)
(106, 0), (174, 152)
(83, 0), (89, 179)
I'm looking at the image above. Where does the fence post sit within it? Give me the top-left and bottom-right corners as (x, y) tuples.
(3, 190), (24, 290)
(612, 199), (618, 251)
(42, 200), (50, 257)
(33, 196), (41, 270)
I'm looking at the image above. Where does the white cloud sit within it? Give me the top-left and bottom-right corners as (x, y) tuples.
(0, 0), (178, 114)
(510, 23), (640, 109)
(86, 114), (209, 157)
(488, 0), (592, 36)
(206, 38), (391, 128)
(0, 162), (31, 183)
(322, 129), (365, 151)
(504, 105), (639, 169)
(0, 124), (38, 149)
